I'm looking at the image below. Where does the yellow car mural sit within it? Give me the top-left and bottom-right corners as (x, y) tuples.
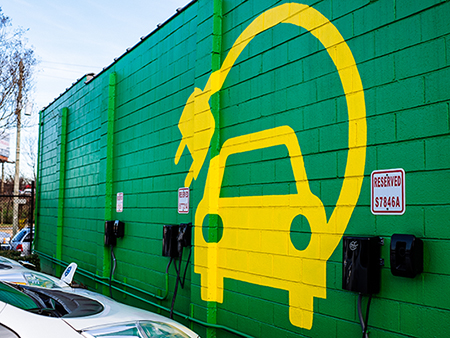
(175, 3), (367, 330)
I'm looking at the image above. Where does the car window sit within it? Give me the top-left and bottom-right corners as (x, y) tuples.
(22, 272), (59, 289)
(11, 231), (27, 243)
(83, 321), (191, 338)
(0, 282), (36, 310)
(0, 282), (104, 318)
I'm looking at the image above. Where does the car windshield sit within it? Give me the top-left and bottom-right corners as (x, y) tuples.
(0, 282), (103, 318)
(83, 321), (191, 338)
(0, 281), (36, 310)
(22, 271), (64, 289)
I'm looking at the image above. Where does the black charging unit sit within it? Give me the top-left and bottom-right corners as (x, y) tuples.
(105, 220), (125, 247)
(162, 224), (180, 257)
(342, 236), (383, 338)
(342, 236), (383, 294)
(390, 234), (423, 278)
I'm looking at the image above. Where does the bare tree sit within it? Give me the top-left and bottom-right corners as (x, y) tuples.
(21, 133), (37, 181)
(0, 7), (37, 237)
(0, 7), (37, 136)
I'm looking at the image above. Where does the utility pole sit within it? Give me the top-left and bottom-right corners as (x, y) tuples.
(12, 60), (24, 237)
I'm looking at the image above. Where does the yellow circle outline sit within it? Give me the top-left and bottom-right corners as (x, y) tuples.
(203, 3), (366, 253)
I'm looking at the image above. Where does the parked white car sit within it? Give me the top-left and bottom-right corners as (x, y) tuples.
(4, 228), (33, 255)
(0, 256), (69, 289)
(0, 258), (200, 338)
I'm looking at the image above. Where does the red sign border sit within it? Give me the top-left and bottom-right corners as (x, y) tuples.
(371, 168), (405, 215)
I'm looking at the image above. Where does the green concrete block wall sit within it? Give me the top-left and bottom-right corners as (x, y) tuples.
(36, 0), (450, 337)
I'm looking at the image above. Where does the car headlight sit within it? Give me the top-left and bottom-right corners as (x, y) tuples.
(81, 320), (192, 338)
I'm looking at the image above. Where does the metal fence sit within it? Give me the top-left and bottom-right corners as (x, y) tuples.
(0, 182), (34, 243)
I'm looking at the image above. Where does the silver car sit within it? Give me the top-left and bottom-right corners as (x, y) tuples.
(0, 258), (200, 338)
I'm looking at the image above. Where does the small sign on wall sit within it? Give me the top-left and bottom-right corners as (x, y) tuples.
(178, 187), (189, 214)
(371, 169), (405, 215)
(117, 192), (123, 213)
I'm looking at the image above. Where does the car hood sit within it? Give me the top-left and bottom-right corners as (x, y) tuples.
(62, 289), (199, 337)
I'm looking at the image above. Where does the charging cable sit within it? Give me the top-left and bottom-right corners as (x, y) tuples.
(358, 293), (373, 338)
(170, 244), (192, 318)
(109, 244), (117, 299)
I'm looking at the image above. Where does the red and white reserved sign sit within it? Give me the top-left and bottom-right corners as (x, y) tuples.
(178, 187), (189, 214)
(371, 169), (405, 215)
(116, 192), (123, 213)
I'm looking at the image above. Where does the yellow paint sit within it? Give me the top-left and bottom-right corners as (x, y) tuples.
(175, 3), (366, 330)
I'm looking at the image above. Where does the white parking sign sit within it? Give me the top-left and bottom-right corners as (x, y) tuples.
(371, 169), (405, 215)
(178, 187), (189, 214)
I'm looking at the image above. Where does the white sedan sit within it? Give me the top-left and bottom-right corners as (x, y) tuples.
(0, 257), (200, 338)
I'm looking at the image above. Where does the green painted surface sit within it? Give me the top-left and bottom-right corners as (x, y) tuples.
(56, 107), (68, 276)
(37, 0), (450, 337)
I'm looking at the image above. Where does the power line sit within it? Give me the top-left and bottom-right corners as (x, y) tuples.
(39, 73), (77, 80)
(41, 66), (93, 74)
(41, 60), (101, 69)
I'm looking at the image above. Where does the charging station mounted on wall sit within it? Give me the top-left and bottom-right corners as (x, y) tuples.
(162, 223), (192, 257)
(104, 220), (125, 246)
(342, 236), (383, 294)
(390, 234), (423, 278)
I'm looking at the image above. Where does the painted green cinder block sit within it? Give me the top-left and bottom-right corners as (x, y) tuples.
(302, 152), (337, 180)
(421, 2), (450, 41)
(375, 14), (422, 57)
(407, 170), (450, 205)
(395, 39), (446, 80)
(303, 50), (339, 83)
(359, 54), (395, 90)
(262, 43), (288, 73)
(354, 0), (395, 35)
(425, 67), (450, 104)
(319, 122), (348, 153)
(424, 239), (450, 275)
(274, 60), (303, 93)
(421, 273), (450, 312)
(287, 32), (320, 64)
(399, 302), (428, 337)
(424, 206), (450, 239)
(286, 81), (317, 110)
(377, 140), (425, 171)
(335, 317), (362, 337)
(375, 76), (424, 115)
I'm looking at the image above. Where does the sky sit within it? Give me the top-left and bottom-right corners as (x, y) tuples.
(1, 0), (190, 179)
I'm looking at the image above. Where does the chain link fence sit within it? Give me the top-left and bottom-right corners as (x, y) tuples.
(0, 183), (34, 253)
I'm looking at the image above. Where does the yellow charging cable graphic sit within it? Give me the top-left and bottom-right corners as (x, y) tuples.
(175, 3), (366, 329)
